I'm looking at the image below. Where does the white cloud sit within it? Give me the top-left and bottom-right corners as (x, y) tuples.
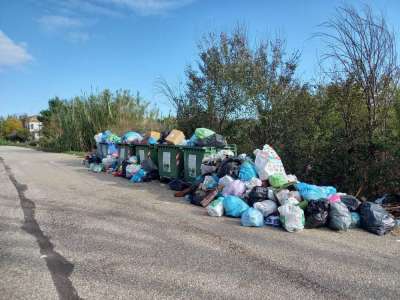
(0, 30), (33, 68)
(37, 15), (82, 32)
(107, 0), (195, 15)
(35, 0), (195, 43)
(36, 0), (195, 17)
(37, 15), (90, 43)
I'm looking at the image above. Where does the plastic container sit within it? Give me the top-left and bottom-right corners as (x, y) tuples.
(183, 146), (216, 182)
(135, 144), (158, 166)
(157, 145), (184, 180)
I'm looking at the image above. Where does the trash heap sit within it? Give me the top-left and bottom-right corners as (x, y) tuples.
(89, 130), (120, 173)
(86, 128), (398, 236)
(170, 144), (397, 236)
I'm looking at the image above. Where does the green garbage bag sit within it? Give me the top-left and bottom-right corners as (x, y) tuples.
(106, 134), (121, 144)
(268, 174), (288, 188)
(194, 128), (215, 140)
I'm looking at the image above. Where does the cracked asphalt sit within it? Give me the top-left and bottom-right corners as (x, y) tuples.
(0, 146), (399, 299)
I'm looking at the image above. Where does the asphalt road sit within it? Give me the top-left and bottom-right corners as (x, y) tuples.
(0, 146), (399, 300)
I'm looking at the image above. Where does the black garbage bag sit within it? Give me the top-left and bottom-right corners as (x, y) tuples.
(142, 170), (159, 182)
(190, 189), (207, 206)
(121, 160), (131, 178)
(159, 130), (170, 144)
(340, 195), (361, 212)
(217, 157), (241, 179)
(328, 201), (352, 231)
(247, 186), (270, 207)
(88, 154), (102, 164)
(195, 134), (227, 148)
(141, 158), (158, 172)
(305, 199), (329, 228)
(374, 193), (400, 205)
(359, 202), (396, 236)
(168, 179), (191, 191)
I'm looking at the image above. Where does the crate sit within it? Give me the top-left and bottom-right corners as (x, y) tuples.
(183, 146), (217, 183)
(157, 145), (184, 180)
(135, 144), (158, 166)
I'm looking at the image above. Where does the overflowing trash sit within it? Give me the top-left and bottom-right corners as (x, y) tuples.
(84, 128), (398, 237)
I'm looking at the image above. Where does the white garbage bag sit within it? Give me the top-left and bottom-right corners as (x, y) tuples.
(278, 204), (305, 232)
(94, 132), (102, 143)
(102, 155), (116, 169)
(254, 144), (286, 180)
(207, 197), (224, 217)
(254, 200), (278, 217)
(280, 197), (300, 206)
(218, 175), (234, 188)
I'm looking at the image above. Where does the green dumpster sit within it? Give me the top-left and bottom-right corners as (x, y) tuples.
(157, 145), (183, 180)
(222, 144), (237, 155)
(96, 143), (102, 158)
(99, 142), (109, 158)
(183, 146), (217, 183)
(135, 144), (158, 166)
(118, 143), (134, 164)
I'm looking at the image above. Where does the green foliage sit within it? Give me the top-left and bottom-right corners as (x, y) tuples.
(8, 8), (399, 199)
(15, 128), (30, 142)
(39, 90), (161, 152)
(164, 26), (400, 198)
(1, 117), (23, 137)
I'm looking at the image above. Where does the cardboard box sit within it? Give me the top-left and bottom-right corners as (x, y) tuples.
(165, 129), (185, 145)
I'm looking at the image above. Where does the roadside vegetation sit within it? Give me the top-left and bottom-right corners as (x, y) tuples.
(0, 116), (31, 144)
(38, 90), (163, 152)
(2, 5), (399, 198)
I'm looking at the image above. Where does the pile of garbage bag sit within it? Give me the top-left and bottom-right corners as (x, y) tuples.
(88, 129), (397, 236)
(169, 143), (397, 236)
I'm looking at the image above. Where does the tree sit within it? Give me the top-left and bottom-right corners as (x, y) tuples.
(320, 5), (399, 148)
(319, 5), (400, 195)
(2, 117), (23, 137)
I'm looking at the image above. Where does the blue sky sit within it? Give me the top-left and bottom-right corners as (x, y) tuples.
(1, 0), (399, 117)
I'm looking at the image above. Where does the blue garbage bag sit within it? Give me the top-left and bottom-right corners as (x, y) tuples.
(122, 131), (143, 143)
(130, 169), (147, 183)
(239, 160), (258, 181)
(101, 130), (112, 143)
(187, 134), (198, 146)
(350, 212), (361, 228)
(107, 143), (118, 155)
(295, 182), (336, 201)
(148, 137), (157, 145)
(111, 160), (119, 171)
(202, 175), (219, 190)
(223, 196), (249, 218)
(241, 208), (264, 227)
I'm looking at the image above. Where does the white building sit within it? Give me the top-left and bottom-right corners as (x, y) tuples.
(25, 116), (42, 140)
